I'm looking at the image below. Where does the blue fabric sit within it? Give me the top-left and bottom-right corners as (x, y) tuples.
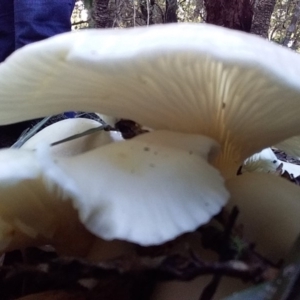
(14, 0), (76, 49)
(0, 0), (76, 62)
(64, 111), (77, 118)
(0, 1), (15, 62)
(0, 0), (77, 148)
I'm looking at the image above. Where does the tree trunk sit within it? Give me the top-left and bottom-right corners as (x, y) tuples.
(204, 0), (254, 32)
(283, 0), (300, 46)
(140, 0), (155, 25)
(291, 31), (300, 50)
(165, 0), (178, 23)
(250, 0), (276, 38)
(194, 0), (205, 20)
(93, 0), (113, 28)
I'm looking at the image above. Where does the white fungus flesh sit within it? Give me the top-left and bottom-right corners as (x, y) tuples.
(1, 24), (300, 177)
(55, 130), (229, 245)
(243, 147), (300, 177)
(0, 148), (94, 255)
(0, 23), (300, 265)
(0, 130), (229, 249)
(226, 173), (300, 261)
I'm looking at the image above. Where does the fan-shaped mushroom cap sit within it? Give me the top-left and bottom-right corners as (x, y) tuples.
(1, 24), (300, 177)
(243, 148), (279, 173)
(243, 147), (300, 177)
(0, 148), (94, 255)
(54, 130), (228, 245)
(0, 118), (131, 258)
(0, 130), (228, 249)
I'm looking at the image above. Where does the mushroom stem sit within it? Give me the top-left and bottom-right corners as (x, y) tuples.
(226, 173), (300, 261)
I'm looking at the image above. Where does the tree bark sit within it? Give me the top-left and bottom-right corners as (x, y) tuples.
(194, 0), (205, 20)
(204, 0), (254, 32)
(140, 0), (155, 25)
(250, 0), (276, 38)
(291, 31), (300, 50)
(93, 0), (113, 28)
(283, 0), (300, 46)
(165, 0), (178, 23)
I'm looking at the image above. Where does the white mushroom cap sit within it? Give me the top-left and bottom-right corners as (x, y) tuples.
(53, 130), (228, 245)
(0, 148), (94, 255)
(1, 23), (300, 255)
(1, 24), (300, 177)
(0, 130), (228, 249)
(243, 148), (279, 173)
(0, 119), (130, 257)
(21, 118), (122, 156)
(243, 147), (300, 177)
(226, 172), (300, 261)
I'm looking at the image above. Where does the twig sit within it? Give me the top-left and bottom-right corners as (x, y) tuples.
(0, 253), (272, 284)
(50, 125), (107, 146)
(200, 207), (239, 300)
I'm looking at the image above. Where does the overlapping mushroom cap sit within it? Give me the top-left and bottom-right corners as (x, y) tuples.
(1, 23), (300, 259)
(243, 147), (300, 177)
(1, 23), (300, 176)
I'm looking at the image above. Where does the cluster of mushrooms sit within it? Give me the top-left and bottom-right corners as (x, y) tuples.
(1, 23), (300, 299)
